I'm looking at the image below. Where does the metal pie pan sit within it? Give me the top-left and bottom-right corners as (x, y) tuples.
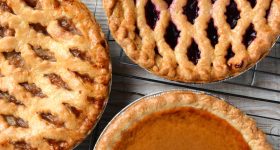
(123, 36), (279, 85)
(72, 75), (112, 150)
(93, 89), (232, 149)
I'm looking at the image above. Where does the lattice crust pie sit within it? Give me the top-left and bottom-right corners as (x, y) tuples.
(0, 0), (111, 149)
(103, 0), (280, 83)
(95, 90), (272, 150)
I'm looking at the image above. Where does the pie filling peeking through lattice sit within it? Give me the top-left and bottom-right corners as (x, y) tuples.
(0, 0), (111, 149)
(104, 0), (280, 83)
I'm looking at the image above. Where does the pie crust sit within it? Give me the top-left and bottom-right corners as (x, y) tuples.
(95, 90), (272, 150)
(0, 0), (111, 149)
(103, 0), (280, 83)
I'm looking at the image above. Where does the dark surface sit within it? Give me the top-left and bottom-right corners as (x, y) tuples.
(243, 23), (257, 48)
(164, 0), (173, 7)
(187, 40), (201, 65)
(225, 0), (240, 29)
(183, 0), (199, 24)
(248, 0), (257, 8)
(164, 21), (180, 50)
(225, 45), (235, 61)
(145, 0), (159, 30)
(207, 18), (219, 47)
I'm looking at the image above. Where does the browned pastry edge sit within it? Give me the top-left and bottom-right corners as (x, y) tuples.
(95, 90), (272, 150)
(0, 0), (112, 149)
(49, 1), (112, 149)
(103, 0), (280, 83)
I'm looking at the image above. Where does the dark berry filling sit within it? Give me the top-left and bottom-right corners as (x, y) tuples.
(225, 0), (240, 29)
(145, 0), (159, 29)
(248, 0), (257, 8)
(207, 18), (219, 47)
(164, 21), (180, 49)
(265, 0), (272, 19)
(164, 0), (173, 7)
(154, 46), (160, 56)
(242, 23), (257, 48)
(183, 0), (199, 24)
(187, 40), (200, 65)
(225, 45), (235, 61)
(135, 24), (140, 35)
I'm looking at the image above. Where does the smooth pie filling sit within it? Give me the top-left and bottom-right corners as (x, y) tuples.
(113, 107), (250, 150)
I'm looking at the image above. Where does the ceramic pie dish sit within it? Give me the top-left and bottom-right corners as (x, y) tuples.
(103, 0), (280, 83)
(95, 90), (272, 150)
(0, 0), (111, 149)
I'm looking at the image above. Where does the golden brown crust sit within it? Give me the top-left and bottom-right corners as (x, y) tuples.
(103, 0), (280, 83)
(95, 90), (272, 150)
(0, 0), (111, 149)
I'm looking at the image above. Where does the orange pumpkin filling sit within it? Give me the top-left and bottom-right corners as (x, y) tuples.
(113, 107), (250, 150)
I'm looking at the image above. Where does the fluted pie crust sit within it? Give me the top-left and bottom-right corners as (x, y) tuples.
(95, 90), (272, 150)
(103, 0), (280, 83)
(0, 0), (111, 149)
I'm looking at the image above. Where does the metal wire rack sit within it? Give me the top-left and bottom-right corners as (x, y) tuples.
(75, 0), (280, 149)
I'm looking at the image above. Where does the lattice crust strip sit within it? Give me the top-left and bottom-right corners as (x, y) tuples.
(104, 0), (280, 82)
(0, 0), (111, 149)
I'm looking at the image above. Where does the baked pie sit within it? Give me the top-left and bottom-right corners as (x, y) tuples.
(95, 90), (271, 150)
(103, 0), (280, 83)
(0, 0), (111, 149)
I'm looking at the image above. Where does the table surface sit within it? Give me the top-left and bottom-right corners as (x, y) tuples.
(75, 0), (280, 149)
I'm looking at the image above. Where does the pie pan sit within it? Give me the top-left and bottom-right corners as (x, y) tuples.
(103, 0), (280, 84)
(0, 0), (112, 149)
(129, 36), (279, 85)
(73, 74), (112, 150)
(94, 89), (272, 150)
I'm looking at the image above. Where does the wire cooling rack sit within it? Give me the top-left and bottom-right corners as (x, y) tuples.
(75, 0), (280, 149)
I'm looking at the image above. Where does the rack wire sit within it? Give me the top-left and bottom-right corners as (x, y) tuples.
(75, 0), (280, 149)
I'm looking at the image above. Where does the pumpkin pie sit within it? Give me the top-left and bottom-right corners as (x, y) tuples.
(95, 90), (271, 150)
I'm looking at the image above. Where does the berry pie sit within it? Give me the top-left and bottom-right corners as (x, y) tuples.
(103, 0), (280, 83)
(0, 0), (111, 149)
(95, 90), (272, 150)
